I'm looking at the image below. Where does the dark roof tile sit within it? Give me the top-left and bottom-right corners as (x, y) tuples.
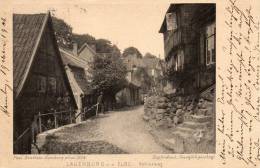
(13, 13), (47, 95)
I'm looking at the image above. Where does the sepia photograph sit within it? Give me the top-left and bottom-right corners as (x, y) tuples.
(13, 3), (216, 154)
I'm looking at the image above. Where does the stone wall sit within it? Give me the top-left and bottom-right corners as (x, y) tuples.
(144, 87), (215, 153)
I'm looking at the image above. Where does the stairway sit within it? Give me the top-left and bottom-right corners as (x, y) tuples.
(166, 114), (212, 153)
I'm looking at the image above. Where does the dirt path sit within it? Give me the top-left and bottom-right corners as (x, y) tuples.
(41, 106), (171, 154)
(97, 106), (171, 154)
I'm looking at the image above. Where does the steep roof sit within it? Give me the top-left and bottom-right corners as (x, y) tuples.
(13, 13), (77, 108)
(159, 4), (178, 33)
(77, 42), (96, 55)
(59, 47), (93, 95)
(59, 47), (88, 68)
(159, 4), (215, 33)
(13, 13), (48, 98)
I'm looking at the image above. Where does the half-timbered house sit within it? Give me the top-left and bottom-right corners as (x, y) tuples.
(13, 12), (77, 153)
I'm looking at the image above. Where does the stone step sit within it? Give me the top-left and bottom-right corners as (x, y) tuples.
(184, 115), (212, 123)
(181, 121), (210, 129)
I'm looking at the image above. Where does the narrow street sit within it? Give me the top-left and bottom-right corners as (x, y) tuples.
(98, 106), (171, 154)
(41, 106), (172, 154)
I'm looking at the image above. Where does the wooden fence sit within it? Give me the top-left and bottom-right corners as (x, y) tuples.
(14, 109), (75, 154)
(13, 103), (100, 154)
(37, 109), (74, 133)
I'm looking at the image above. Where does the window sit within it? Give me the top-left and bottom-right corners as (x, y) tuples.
(206, 22), (216, 65)
(37, 75), (46, 93)
(174, 50), (184, 71)
(48, 77), (56, 94)
(166, 12), (177, 31)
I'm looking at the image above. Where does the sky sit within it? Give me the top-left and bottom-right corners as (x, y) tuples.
(13, 1), (170, 58)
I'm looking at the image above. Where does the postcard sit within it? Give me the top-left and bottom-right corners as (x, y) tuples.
(0, 0), (259, 167)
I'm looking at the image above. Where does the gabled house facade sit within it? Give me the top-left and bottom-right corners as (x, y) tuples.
(13, 12), (77, 153)
(77, 42), (96, 64)
(70, 42), (96, 73)
(159, 4), (215, 94)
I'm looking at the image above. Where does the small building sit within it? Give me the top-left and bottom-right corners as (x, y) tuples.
(159, 4), (215, 94)
(77, 42), (96, 64)
(70, 42), (96, 73)
(13, 12), (77, 153)
(59, 47), (95, 122)
(116, 63), (142, 106)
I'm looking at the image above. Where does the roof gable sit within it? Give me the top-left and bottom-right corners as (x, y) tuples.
(13, 13), (48, 98)
(159, 4), (177, 33)
(59, 47), (88, 68)
(13, 13), (78, 108)
(78, 42), (96, 55)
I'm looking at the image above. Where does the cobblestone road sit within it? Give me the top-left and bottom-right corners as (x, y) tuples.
(42, 106), (171, 154)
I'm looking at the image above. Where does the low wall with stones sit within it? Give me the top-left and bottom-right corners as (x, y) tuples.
(144, 88), (215, 153)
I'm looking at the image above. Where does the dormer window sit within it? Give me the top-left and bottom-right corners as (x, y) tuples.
(166, 12), (177, 31)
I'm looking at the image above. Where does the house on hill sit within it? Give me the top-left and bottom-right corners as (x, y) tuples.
(13, 12), (77, 153)
(117, 53), (143, 106)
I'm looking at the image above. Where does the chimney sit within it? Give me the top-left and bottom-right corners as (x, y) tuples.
(72, 42), (78, 56)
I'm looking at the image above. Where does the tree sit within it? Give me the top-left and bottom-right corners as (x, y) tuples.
(122, 47), (142, 58)
(133, 67), (152, 93)
(52, 17), (96, 49)
(52, 17), (73, 49)
(72, 33), (96, 48)
(111, 45), (121, 57)
(144, 52), (157, 59)
(95, 39), (113, 53)
(89, 53), (127, 97)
